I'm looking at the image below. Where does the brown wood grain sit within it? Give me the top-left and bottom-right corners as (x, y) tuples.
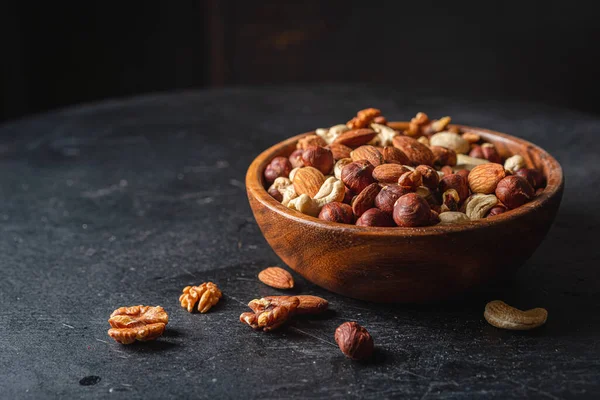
(246, 122), (564, 303)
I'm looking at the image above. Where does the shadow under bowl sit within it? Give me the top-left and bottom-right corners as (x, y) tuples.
(246, 122), (564, 303)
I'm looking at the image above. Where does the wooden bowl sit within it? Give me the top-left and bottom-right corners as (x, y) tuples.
(246, 122), (564, 303)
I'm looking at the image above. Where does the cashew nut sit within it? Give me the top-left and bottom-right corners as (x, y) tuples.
(268, 177), (298, 206)
(464, 194), (498, 220)
(417, 136), (430, 147)
(369, 123), (398, 147)
(430, 131), (470, 154)
(439, 211), (471, 224)
(289, 167), (300, 182)
(334, 158), (353, 180)
(287, 194), (320, 217)
(287, 177), (345, 216)
(504, 155), (525, 174)
(454, 154), (490, 171)
(281, 185), (298, 207)
(484, 300), (548, 330)
(316, 124), (349, 144)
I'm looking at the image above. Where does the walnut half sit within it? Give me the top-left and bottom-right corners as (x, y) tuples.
(179, 282), (222, 313)
(108, 305), (169, 344)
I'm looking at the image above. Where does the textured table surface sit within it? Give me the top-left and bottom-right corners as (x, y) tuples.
(1, 86), (598, 399)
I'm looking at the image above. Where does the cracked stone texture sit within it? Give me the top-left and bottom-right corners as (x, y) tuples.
(0, 86), (598, 399)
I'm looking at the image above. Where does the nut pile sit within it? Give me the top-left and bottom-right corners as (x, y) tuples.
(265, 108), (546, 227)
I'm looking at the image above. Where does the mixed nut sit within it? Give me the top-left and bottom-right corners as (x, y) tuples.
(265, 108), (546, 227)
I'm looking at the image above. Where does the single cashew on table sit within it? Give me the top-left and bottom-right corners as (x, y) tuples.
(484, 300), (548, 330)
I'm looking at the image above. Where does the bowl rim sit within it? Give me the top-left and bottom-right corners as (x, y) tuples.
(246, 122), (564, 237)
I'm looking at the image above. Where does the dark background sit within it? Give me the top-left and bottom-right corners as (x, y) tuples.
(1, 1), (599, 123)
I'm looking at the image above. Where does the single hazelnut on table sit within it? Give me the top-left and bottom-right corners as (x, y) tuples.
(302, 146), (334, 175)
(393, 193), (435, 227)
(375, 184), (411, 213)
(495, 175), (535, 209)
(264, 156), (292, 184)
(341, 160), (375, 194)
(352, 183), (381, 217)
(430, 145), (457, 167)
(335, 321), (374, 360)
(318, 202), (354, 224)
(382, 146), (410, 165)
(356, 208), (395, 227)
(439, 174), (469, 202)
(486, 204), (507, 217)
(288, 149), (305, 169)
(481, 143), (502, 164)
(515, 168), (546, 190)
(415, 165), (439, 190)
(468, 163), (506, 194)
(398, 169), (423, 191)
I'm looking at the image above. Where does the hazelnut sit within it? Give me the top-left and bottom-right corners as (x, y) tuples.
(398, 170), (423, 191)
(468, 163), (506, 194)
(441, 165), (454, 176)
(392, 193), (434, 227)
(302, 146), (334, 175)
(487, 205), (507, 217)
(429, 209), (441, 225)
(515, 168), (545, 190)
(481, 143), (502, 164)
(268, 186), (284, 202)
(469, 145), (485, 159)
(356, 208), (396, 227)
(264, 156), (292, 184)
(352, 183), (381, 217)
(375, 184), (411, 213)
(318, 202), (354, 224)
(341, 160), (375, 194)
(415, 165), (439, 190)
(343, 186), (354, 205)
(382, 146), (410, 165)
(430, 146), (457, 166)
(288, 149), (305, 169)
(335, 321), (374, 360)
(495, 175), (534, 209)
(439, 174), (469, 202)
(456, 169), (470, 181)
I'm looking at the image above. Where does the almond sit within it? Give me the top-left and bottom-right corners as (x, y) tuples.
(258, 267), (295, 289)
(392, 135), (435, 166)
(295, 295), (329, 315)
(333, 129), (377, 148)
(350, 145), (383, 166)
(328, 142), (353, 160)
(372, 164), (410, 183)
(382, 146), (410, 165)
(292, 166), (325, 197)
(352, 182), (381, 217)
(468, 163), (506, 194)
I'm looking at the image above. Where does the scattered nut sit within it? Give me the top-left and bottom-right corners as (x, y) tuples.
(469, 144), (485, 159)
(264, 156), (292, 184)
(369, 123), (398, 147)
(334, 128), (377, 147)
(439, 211), (471, 224)
(292, 166), (326, 197)
(495, 175), (534, 209)
(288, 149), (305, 168)
(487, 204), (507, 217)
(268, 177), (293, 203)
(313, 177), (346, 207)
(431, 146), (457, 166)
(352, 183), (381, 217)
(350, 145), (384, 166)
(382, 146), (410, 165)
(481, 143), (502, 163)
(316, 124), (350, 144)
(398, 169), (423, 191)
(484, 300), (548, 330)
(287, 194), (320, 217)
(393, 193), (434, 227)
(334, 158), (353, 180)
(329, 142), (353, 160)
(295, 295), (329, 315)
(515, 168), (546, 190)
(468, 163), (506, 194)
(241, 296), (299, 332)
(441, 165), (454, 176)
(462, 132), (481, 144)
(430, 131), (470, 154)
(258, 267), (294, 289)
(439, 174), (469, 202)
(375, 184), (411, 213)
(347, 108), (381, 129)
(179, 282), (223, 313)
(455, 154), (490, 169)
(415, 165), (439, 190)
(455, 169), (470, 181)
(356, 208), (396, 227)
(441, 189), (460, 212)
(302, 146), (334, 175)
(372, 164), (410, 183)
(405, 112), (430, 137)
(319, 202), (354, 224)
(464, 194), (498, 220)
(335, 321), (374, 360)
(341, 160), (375, 193)
(108, 305), (169, 344)
(392, 135), (435, 166)
(503, 154), (525, 174)
(417, 136), (430, 146)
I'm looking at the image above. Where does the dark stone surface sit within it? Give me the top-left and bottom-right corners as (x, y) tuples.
(1, 86), (598, 399)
